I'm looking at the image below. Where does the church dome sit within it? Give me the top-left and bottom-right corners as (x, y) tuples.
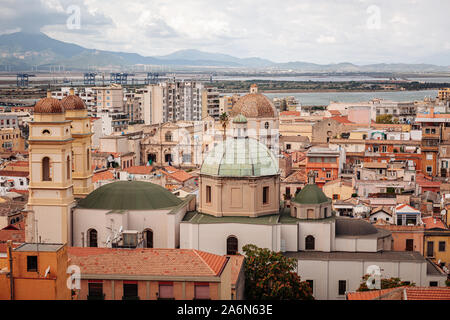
(233, 114), (248, 123)
(293, 184), (330, 204)
(200, 138), (279, 177)
(34, 97), (64, 114)
(231, 93), (276, 118)
(335, 217), (378, 236)
(61, 95), (86, 110)
(77, 181), (182, 211)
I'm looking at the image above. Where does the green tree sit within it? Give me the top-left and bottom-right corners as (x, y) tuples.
(357, 275), (415, 292)
(376, 114), (398, 124)
(219, 112), (229, 141)
(243, 244), (314, 300)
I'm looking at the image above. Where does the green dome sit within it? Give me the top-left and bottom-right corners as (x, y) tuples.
(293, 184), (330, 204)
(201, 137), (279, 177)
(233, 114), (248, 123)
(77, 181), (182, 210)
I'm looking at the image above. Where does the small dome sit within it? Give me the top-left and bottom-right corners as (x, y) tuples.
(34, 97), (64, 114)
(293, 184), (329, 204)
(77, 181), (182, 211)
(231, 93), (276, 118)
(335, 217), (378, 236)
(61, 95), (86, 110)
(233, 114), (247, 124)
(201, 137), (278, 177)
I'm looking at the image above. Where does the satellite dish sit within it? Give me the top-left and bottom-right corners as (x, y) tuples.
(106, 235), (111, 244)
(44, 265), (50, 278)
(118, 226), (123, 233)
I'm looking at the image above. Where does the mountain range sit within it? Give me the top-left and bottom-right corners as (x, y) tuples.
(1, 32), (449, 73)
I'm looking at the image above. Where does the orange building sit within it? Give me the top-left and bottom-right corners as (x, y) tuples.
(0, 242), (72, 300)
(68, 247), (244, 300)
(376, 224), (424, 254)
(306, 147), (341, 187)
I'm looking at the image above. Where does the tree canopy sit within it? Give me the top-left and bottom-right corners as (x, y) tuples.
(357, 274), (415, 292)
(243, 244), (314, 300)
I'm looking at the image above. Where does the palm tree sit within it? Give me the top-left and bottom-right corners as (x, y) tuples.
(219, 112), (229, 141)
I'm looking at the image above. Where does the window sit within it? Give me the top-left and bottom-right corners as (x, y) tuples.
(406, 239), (414, 251)
(123, 282), (139, 300)
(88, 281), (104, 300)
(263, 186), (269, 204)
(194, 283), (210, 300)
(87, 149), (90, 170)
(206, 186), (212, 203)
(264, 122), (269, 130)
(42, 129), (50, 135)
(88, 229), (98, 247)
(227, 236), (238, 255)
(158, 282), (174, 300)
(427, 241), (434, 257)
(439, 241), (446, 252)
(324, 207), (328, 217)
(382, 146), (387, 153)
(305, 235), (315, 250)
(67, 156), (71, 180)
(122, 232), (138, 248)
(338, 280), (347, 296)
(165, 132), (173, 142)
(306, 280), (314, 294)
(426, 153), (433, 160)
(426, 166), (433, 173)
(27, 256), (38, 272)
(144, 229), (153, 248)
(42, 157), (51, 181)
(286, 144), (291, 150)
(429, 281), (438, 287)
(326, 172), (331, 179)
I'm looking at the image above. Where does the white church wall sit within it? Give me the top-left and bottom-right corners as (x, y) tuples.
(298, 222), (333, 252)
(280, 224), (298, 252)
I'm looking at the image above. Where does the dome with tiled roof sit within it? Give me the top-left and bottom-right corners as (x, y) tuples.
(292, 183), (330, 204)
(201, 137), (278, 177)
(61, 95), (86, 110)
(231, 93), (276, 118)
(77, 181), (182, 211)
(34, 97), (64, 114)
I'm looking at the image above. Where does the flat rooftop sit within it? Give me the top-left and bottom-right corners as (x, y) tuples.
(14, 243), (65, 252)
(284, 250), (427, 262)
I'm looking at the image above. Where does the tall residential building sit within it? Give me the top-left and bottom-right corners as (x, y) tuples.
(201, 86), (220, 119)
(161, 81), (203, 122)
(141, 85), (164, 125)
(51, 87), (97, 116)
(219, 95), (240, 115)
(438, 88), (450, 101)
(94, 84), (124, 114)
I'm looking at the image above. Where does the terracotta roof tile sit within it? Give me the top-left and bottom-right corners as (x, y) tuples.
(124, 166), (154, 175)
(67, 247), (228, 278)
(422, 216), (448, 230)
(406, 287), (450, 300)
(347, 287), (399, 300)
(92, 170), (115, 183)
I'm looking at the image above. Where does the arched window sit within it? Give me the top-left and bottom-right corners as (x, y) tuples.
(42, 129), (50, 135)
(67, 155), (71, 180)
(165, 132), (173, 142)
(42, 157), (51, 181)
(305, 235), (315, 250)
(226, 236), (238, 255)
(144, 229), (153, 248)
(88, 229), (98, 247)
(264, 122), (270, 130)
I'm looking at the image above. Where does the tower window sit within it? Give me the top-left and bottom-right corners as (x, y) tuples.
(206, 186), (212, 203)
(67, 156), (71, 180)
(42, 157), (51, 181)
(87, 149), (90, 170)
(42, 129), (50, 135)
(263, 187), (269, 204)
(88, 229), (98, 247)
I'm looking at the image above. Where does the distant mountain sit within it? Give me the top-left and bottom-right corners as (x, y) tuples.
(0, 32), (449, 72)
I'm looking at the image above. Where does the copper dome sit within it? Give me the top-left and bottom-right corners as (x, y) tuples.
(61, 95), (86, 111)
(231, 93), (276, 118)
(34, 97), (64, 114)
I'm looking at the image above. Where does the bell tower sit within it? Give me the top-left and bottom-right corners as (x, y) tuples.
(62, 89), (94, 198)
(26, 95), (75, 244)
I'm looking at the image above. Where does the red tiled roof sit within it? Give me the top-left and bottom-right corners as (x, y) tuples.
(92, 170), (115, 183)
(328, 110), (342, 116)
(6, 161), (28, 167)
(67, 247), (228, 278)
(228, 255), (245, 287)
(124, 166), (154, 175)
(280, 111), (300, 116)
(422, 216), (448, 230)
(9, 189), (28, 194)
(331, 116), (353, 124)
(0, 170), (29, 177)
(160, 167), (194, 183)
(406, 287), (450, 300)
(347, 287), (399, 300)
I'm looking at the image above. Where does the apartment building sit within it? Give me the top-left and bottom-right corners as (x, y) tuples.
(202, 86), (220, 119)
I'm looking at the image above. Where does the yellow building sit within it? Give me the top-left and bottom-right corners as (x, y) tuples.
(0, 127), (25, 153)
(423, 216), (450, 268)
(322, 179), (354, 201)
(438, 88), (450, 101)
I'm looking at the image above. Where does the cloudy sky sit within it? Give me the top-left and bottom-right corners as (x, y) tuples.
(1, 0), (449, 65)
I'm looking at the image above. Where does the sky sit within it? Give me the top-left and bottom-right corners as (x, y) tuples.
(0, 0), (449, 65)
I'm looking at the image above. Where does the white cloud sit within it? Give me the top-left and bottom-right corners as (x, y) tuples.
(2, 0), (450, 64)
